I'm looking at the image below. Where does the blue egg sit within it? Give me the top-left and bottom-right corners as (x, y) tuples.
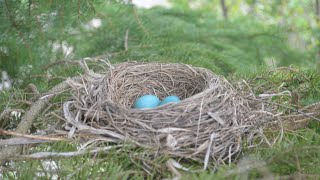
(134, 95), (160, 109)
(159, 96), (181, 106)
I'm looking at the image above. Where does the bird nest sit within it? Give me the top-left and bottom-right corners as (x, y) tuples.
(63, 62), (275, 167)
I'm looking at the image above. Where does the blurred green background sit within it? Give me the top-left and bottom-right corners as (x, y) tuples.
(1, 0), (319, 80)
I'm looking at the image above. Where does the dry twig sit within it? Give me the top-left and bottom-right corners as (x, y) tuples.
(13, 145), (121, 160)
(0, 129), (65, 141)
(124, 29), (129, 51)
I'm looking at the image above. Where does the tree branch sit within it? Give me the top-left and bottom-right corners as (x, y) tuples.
(316, 0), (320, 22)
(220, 0), (228, 19)
(0, 76), (82, 164)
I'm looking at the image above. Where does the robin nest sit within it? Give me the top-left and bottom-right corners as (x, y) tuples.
(63, 62), (275, 167)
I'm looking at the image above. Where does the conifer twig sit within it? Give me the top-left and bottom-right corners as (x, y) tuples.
(273, 67), (310, 81)
(132, 7), (149, 36)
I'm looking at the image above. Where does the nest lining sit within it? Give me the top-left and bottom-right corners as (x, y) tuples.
(63, 62), (274, 165)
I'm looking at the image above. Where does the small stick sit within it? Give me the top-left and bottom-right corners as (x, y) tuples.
(42, 54), (112, 71)
(14, 100), (33, 106)
(124, 29), (129, 51)
(0, 129), (65, 141)
(248, 97), (320, 122)
(43, 60), (81, 70)
(14, 145), (122, 160)
(0, 137), (51, 145)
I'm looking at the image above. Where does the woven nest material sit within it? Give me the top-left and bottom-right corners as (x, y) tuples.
(63, 62), (274, 166)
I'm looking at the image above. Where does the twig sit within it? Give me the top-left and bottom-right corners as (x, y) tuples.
(42, 53), (122, 71)
(124, 29), (129, 51)
(0, 129), (65, 141)
(0, 137), (52, 145)
(14, 145), (121, 160)
(43, 60), (82, 70)
(14, 100), (33, 106)
(272, 67), (310, 82)
(195, 97), (204, 147)
(247, 97), (320, 122)
(132, 7), (149, 36)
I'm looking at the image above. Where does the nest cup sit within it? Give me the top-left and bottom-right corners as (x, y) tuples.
(64, 62), (261, 165)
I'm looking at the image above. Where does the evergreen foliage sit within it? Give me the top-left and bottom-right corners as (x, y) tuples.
(1, 1), (317, 78)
